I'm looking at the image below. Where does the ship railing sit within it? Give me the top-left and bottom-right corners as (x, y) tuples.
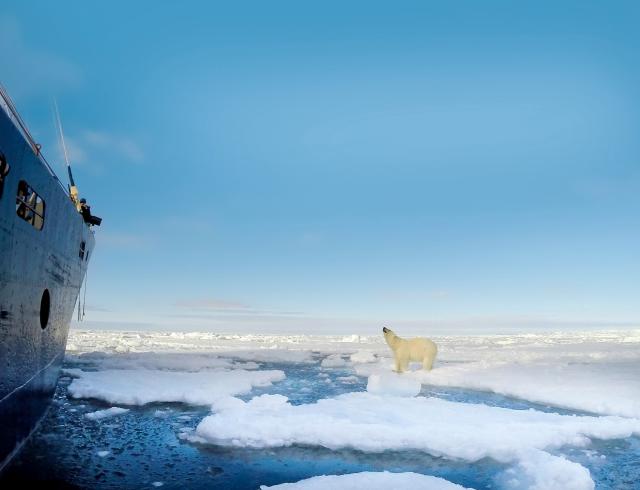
(0, 83), (70, 197)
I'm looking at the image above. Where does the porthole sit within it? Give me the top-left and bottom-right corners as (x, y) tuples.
(40, 289), (50, 329)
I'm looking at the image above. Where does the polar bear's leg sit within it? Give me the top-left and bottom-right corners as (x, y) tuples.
(394, 356), (404, 373)
(401, 359), (409, 372)
(422, 356), (434, 371)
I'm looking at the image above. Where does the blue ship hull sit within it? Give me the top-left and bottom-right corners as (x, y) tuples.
(0, 99), (94, 471)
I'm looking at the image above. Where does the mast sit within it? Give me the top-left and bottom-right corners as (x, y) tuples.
(53, 99), (80, 210)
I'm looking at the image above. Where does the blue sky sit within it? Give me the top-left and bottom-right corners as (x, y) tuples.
(2, 1), (639, 333)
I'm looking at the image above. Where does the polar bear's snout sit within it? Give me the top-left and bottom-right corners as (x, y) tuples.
(382, 326), (390, 333)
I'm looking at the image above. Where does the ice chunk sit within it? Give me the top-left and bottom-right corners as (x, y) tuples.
(498, 449), (594, 490)
(260, 471), (471, 489)
(85, 407), (130, 420)
(96, 450), (110, 457)
(366, 373), (421, 397)
(69, 369), (285, 406)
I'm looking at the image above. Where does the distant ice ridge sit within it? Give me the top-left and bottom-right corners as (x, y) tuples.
(193, 391), (640, 490)
(260, 471), (471, 489)
(68, 369), (285, 406)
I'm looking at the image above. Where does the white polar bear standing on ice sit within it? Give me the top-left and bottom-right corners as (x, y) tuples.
(383, 327), (437, 373)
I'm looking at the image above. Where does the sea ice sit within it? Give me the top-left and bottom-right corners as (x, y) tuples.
(260, 471), (471, 489)
(366, 373), (421, 397)
(67, 351), (234, 371)
(320, 354), (349, 368)
(349, 350), (377, 363)
(195, 392), (640, 489)
(415, 360), (640, 419)
(85, 407), (130, 420)
(68, 368), (285, 406)
(497, 449), (594, 490)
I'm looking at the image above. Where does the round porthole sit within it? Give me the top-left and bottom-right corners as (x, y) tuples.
(40, 289), (50, 329)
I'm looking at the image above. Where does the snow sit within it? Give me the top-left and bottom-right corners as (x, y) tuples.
(260, 471), (471, 489)
(69, 369), (285, 406)
(194, 392), (640, 489)
(498, 450), (594, 490)
(65, 328), (640, 489)
(66, 327), (640, 416)
(350, 350), (377, 363)
(413, 359), (640, 419)
(85, 407), (130, 420)
(366, 373), (421, 397)
(67, 351), (235, 371)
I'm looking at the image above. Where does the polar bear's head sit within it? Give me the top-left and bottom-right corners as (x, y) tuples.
(382, 326), (398, 346)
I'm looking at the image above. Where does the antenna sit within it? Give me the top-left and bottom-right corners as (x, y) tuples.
(53, 99), (79, 206)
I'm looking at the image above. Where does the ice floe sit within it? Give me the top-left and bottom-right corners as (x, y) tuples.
(194, 391), (640, 489)
(85, 407), (130, 420)
(69, 369), (285, 406)
(260, 471), (471, 489)
(414, 359), (640, 419)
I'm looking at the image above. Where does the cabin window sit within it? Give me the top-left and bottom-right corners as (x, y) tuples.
(79, 241), (86, 259)
(0, 152), (9, 199)
(16, 180), (46, 230)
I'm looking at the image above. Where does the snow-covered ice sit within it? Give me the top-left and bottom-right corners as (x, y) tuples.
(366, 372), (421, 397)
(194, 390), (639, 457)
(68, 368), (285, 406)
(260, 471), (471, 489)
(349, 350), (377, 364)
(194, 391), (640, 489)
(61, 328), (640, 489)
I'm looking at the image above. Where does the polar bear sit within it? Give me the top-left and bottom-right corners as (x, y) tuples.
(383, 327), (437, 373)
